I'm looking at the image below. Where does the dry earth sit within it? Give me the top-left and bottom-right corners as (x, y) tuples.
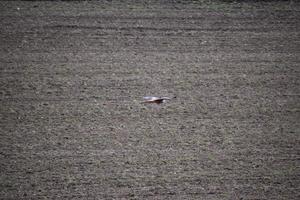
(0, 0), (299, 199)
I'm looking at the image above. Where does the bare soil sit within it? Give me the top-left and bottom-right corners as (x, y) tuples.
(0, 0), (299, 199)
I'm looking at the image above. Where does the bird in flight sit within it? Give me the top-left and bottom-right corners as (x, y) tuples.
(142, 96), (174, 104)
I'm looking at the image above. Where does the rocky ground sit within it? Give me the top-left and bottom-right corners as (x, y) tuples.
(0, 0), (299, 199)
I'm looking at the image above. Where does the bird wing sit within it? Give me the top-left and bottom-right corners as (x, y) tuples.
(143, 96), (160, 101)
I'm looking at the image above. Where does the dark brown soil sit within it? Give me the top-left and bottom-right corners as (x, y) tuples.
(0, 0), (299, 199)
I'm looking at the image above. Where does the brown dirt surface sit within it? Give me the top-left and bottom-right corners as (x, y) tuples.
(0, 0), (299, 199)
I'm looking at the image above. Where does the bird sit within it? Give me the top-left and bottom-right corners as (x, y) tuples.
(142, 96), (174, 104)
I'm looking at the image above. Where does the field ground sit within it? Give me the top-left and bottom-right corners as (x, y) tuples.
(0, 0), (299, 199)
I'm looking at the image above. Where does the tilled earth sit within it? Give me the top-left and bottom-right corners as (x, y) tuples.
(0, 1), (299, 199)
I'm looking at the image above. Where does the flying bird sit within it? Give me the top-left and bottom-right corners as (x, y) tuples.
(142, 96), (174, 104)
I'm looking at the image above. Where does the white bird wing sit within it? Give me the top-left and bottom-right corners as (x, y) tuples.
(143, 96), (160, 101)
